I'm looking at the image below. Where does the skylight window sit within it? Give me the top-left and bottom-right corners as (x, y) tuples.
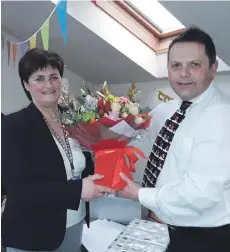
(127, 0), (185, 33)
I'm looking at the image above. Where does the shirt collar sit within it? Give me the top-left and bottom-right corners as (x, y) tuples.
(190, 84), (214, 104)
(175, 83), (215, 107)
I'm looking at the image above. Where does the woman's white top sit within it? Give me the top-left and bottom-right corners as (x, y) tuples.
(53, 136), (86, 228)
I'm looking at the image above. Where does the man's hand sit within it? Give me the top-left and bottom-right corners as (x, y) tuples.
(81, 174), (114, 201)
(117, 172), (141, 201)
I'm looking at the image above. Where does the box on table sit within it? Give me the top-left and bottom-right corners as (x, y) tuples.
(106, 218), (170, 252)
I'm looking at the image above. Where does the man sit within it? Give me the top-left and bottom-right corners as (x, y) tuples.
(119, 27), (230, 252)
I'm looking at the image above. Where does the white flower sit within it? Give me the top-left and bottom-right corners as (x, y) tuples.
(125, 102), (132, 109)
(80, 105), (86, 112)
(122, 112), (129, 118)
(135, 116), (145, 124)
(111, 102), (121, 113)
(128, 104), (139, 115)
(85, 95), (97, 110)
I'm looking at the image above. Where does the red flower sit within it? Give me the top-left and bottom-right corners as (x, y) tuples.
(104, 100), (111, 113)
(97, 99), (104, 109)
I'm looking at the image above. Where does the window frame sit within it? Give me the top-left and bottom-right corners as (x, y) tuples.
(93, 0), (185, 53)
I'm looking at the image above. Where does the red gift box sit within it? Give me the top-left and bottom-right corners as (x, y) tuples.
(91, 139), (146, 190)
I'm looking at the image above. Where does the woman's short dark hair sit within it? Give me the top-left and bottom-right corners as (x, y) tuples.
(168, 26), (216, 67)
(18, 48), (64, 101)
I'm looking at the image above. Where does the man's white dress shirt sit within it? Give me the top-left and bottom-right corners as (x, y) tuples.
(138, 85), (230, 227)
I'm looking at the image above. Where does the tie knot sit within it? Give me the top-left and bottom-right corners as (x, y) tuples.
(180, 101), (192, 112)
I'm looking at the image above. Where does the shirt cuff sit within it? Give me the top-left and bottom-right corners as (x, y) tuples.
(138, 187), (159, 212)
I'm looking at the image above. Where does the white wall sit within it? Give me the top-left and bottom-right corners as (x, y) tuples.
(1, 31), (92, 115)
(94, 74), (230, 110)
(212, 74), (230, 95)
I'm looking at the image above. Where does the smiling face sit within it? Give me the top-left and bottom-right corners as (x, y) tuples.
(24, 66), (62, 108)
(168, 42), (218, 101)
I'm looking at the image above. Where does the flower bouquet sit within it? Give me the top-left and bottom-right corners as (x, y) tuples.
(59, 81), (151, 190)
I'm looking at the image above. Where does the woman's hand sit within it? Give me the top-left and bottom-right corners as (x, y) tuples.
(81, 174), (114, 201)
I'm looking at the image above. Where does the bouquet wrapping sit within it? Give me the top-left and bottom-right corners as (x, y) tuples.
(59, 82), (151, 189)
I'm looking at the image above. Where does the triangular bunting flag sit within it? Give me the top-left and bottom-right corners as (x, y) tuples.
(92, 0), (97, 6)
(30, 34), (37, 49)
(20, 43), (26, 57)
(13, 44), (17, 66)
(41, 19), (50, 50)
(56, 0), (67, 44)
(1, 34), (5, 51)
(7, 40), (10, 66)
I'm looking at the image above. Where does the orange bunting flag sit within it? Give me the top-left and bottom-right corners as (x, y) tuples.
(30, 34), (36, 49)
(13, 44), (17, 66)
(7, 40), (10, 66)
(41, 19), (50, 50)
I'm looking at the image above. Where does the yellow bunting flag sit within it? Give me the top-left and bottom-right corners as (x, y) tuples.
(30, 34), (37, 49)
(13, 44), (17, 66)
(41, 19), (50, 50)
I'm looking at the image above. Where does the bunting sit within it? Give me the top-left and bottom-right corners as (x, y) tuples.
(92, 0), (97, 6)
(1, 34), (4, 51)
(7, 40), (10, 66)
(41, 19), (50, 50)
(2, 0), (68, 66)
(13, 44), (17, 66)
(56, 0), (67, 44)
(20, 43), (26, 57)
(30, 34), (37, 49)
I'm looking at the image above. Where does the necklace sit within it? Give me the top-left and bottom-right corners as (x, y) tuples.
(46, 108), (61, 122)
(43, 111), (78, 180)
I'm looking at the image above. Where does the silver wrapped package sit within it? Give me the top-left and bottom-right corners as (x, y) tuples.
(106, 218), (169, 252)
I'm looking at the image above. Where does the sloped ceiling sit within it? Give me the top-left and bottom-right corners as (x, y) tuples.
(2, 1), (229, 85)
(1, 1), (155, 84)
(160, 1), (230, 66)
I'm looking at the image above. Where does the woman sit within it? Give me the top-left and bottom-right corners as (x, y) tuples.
(2, 48), (112, 252)
(1, 113), (7, 217)
(1, 113), (6, 207)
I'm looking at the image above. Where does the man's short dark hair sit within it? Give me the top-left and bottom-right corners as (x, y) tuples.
(18, 48), (64, 101)
(168, 26), (216, 67)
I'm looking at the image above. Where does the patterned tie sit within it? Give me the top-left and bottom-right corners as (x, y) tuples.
(142, 101), (192, 188)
